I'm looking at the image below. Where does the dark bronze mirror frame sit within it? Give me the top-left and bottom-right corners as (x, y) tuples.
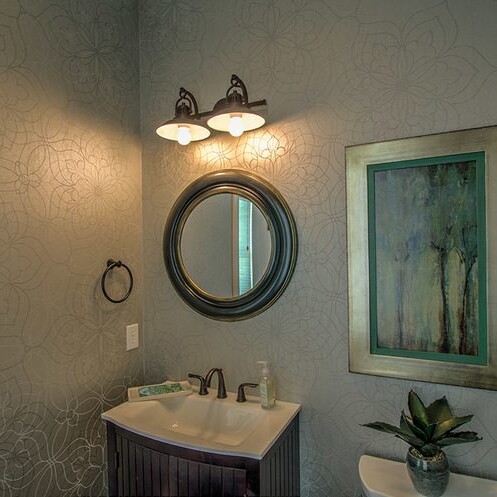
(163, 169), (298, 321)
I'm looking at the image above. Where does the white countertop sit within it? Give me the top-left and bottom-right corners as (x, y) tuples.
(102, 390), (300, 460)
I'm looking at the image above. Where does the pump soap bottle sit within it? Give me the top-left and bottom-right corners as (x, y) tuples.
(257, 361), (275, 409)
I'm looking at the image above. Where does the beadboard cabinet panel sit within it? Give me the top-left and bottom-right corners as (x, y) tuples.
(106, 414), (299, 497)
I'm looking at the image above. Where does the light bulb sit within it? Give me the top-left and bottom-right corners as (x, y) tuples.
(177, 125), (191, 145)
(229, 114), (244, 137)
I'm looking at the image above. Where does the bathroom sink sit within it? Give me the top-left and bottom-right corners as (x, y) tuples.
(101, 390), (300, 459)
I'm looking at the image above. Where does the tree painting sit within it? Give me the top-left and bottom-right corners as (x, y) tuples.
(370, 154), (485, 359)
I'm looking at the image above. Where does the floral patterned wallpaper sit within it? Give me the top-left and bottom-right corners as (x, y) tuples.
(0, 1), (142, 496)
(3, 1), (497, 496)
(140, 1), (497, 496)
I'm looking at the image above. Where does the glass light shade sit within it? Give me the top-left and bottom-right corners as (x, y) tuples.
(156, 119), (210, 143)
(207, 109), (265, 134)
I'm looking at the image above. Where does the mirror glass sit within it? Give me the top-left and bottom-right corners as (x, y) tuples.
(180, 193), (272, 298)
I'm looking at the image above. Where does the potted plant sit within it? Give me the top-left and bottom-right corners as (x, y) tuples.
(362, 390), (481, 497)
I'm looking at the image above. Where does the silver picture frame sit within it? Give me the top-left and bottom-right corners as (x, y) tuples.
(346, 126), (497, 390)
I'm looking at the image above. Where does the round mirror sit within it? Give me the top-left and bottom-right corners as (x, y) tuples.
(164, 170), (298, 321)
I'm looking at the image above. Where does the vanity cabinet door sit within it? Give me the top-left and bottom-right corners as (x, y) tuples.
(106, 416), (299, 497)
(107, 424), (257, 497)
(121, 447), (248, 496)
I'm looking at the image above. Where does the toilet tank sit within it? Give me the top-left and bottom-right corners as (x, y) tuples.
(359, 454), (497, 497)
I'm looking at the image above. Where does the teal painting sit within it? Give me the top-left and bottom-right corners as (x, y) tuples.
(367, 152), (487, 365)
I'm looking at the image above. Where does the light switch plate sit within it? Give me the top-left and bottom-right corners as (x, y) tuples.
(126, 324), (139, 351)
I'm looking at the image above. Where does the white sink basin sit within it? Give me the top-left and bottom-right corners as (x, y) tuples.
(101, 390), (300, 459)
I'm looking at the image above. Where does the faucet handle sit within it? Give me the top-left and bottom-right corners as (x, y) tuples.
(188, 373), (208, 395)
(236, 382), (259, 402)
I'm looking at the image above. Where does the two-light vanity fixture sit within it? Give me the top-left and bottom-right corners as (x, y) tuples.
(156, 74), (267, 145)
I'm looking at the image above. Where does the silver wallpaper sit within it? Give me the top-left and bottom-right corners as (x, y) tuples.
(0, 1), (142, 496)
(140, 1), (497, 496)
(3, 1), (497, 496)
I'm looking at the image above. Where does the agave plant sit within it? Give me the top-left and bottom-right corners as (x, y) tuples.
(363, 390), (481, 457)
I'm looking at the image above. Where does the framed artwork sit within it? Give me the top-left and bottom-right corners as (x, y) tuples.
(346, 126), (497, 390)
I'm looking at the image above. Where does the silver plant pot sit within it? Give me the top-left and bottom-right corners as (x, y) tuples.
(406, 447), (450, 497)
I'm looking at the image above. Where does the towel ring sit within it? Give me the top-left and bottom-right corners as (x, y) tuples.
(101, 259), (133, 303)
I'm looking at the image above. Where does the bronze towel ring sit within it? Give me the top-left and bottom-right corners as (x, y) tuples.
(101, 259), (133, 303)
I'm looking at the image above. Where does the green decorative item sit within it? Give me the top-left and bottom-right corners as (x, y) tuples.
(138, 383), (184, 397)
(362, 390), (481, 497)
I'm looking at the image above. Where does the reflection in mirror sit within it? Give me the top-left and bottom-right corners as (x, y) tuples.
(181, 194), (272, 298)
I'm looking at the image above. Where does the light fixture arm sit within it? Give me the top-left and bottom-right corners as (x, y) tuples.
(227, 74), (249, 105)
(200, 75), (266, 118)
(224, 74), (266, 108)
(175, 87), (200, 118)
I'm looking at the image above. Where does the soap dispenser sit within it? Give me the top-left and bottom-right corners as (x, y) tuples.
(257, 361), (275, 408)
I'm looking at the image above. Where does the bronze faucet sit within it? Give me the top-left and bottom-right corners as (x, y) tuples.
(205, 368), (227, 399)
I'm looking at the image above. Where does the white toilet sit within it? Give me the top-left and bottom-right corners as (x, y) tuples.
(359, 454), (497, 497)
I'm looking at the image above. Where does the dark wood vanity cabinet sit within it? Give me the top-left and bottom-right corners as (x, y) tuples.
(105, 414), (299, 497)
